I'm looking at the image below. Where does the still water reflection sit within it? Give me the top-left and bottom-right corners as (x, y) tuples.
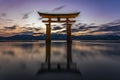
(0, 41), (120, 80)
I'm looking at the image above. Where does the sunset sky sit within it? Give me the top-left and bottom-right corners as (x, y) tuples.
(0, 0), (120, 37)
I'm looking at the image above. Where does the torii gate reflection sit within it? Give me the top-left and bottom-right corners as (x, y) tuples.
(37, 12), (81, 74)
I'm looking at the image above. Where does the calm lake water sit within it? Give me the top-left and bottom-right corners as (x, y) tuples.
(0, 41), (120, 80)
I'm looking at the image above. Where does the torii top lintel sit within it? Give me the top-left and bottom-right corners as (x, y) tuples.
(38, 12), (80, 18)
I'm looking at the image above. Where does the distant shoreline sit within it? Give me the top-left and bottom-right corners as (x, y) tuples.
(0, 40), (120, 43)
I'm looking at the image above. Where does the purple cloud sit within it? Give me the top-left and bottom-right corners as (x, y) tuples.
(52, 5), (66, 11)
(4, 25), (17, 30)
(38, 17), (42, 20)
(1, 13), (7, 17)
(22, 12), (32, 19)
(52, 26), (63, 30)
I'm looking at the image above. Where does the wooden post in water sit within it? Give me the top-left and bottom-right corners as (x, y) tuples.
(45, 18), (51, 69)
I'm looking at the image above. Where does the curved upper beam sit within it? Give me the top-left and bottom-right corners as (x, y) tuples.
(38, 12), (80, 18)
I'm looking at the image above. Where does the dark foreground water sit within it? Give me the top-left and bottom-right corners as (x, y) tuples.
(0, 41), (120, 80)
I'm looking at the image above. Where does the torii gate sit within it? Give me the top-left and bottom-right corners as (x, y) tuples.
(37, 12), (80, 75)
(38, 12), (80, 43)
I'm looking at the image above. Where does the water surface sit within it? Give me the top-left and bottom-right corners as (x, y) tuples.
(0, 41), (120, 80)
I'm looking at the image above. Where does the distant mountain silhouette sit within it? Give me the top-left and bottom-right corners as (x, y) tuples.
(0, 34), (120, 41)
(0, 35), (44, 41)
(72, 35), (120, 40)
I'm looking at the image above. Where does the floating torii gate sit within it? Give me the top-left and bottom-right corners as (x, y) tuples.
(38, 12), (80, 43)
(37, 12), (81, 75)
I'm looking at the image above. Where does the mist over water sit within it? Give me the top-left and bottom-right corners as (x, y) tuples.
(0, 41), (120, 80)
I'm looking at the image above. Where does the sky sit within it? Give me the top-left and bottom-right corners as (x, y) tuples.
(0, 0), (120, 37)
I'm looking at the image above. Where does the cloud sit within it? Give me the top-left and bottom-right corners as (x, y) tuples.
(52, 5), (66, 11)
(52, 26), (63, 30)
(61, 23), (66, 26)
(4, 25), (17, 30)
(61, 28), (79, 33)
(78, 26), (86, 30)
(22, 13), (29, 19)
(58, 23), (100, 35)
(19, 27), (42, 33)
(89, 23), (95, 26)
(91, 19), (120, 35)
(32, 23), (35, 26)
(34, 28), (41, 31)
(99, 26), (120, 31)
(21, 26), (42, 32)
(22, 12), (31, 19)
(78, 26), (95, 31)
(73, 22), (99, 32)
(0, 25), (41, 37)
(72, 29), (80, 32)
(90, 19), (120, 34)
(25, 24), (31, 26)
(25, 27), (33, 31)
(101, 19), (120, 27)
(6, 19), (14, 22)
(1, 13), (7, 17)
(38, 17), (42, 20)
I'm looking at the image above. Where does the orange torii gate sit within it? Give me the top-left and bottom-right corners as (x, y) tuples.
(38, 12), (80, 43)
(37, 12), (80, 74)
